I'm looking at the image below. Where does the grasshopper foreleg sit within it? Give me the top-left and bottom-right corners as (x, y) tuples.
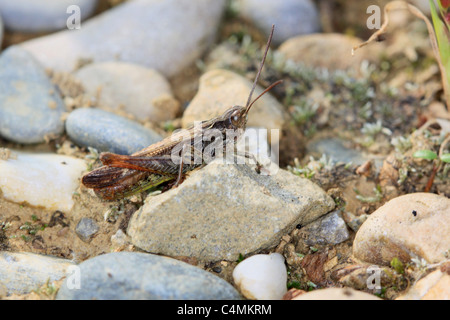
(234, 149), (263, 173)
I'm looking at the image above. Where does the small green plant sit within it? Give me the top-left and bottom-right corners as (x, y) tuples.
(354, 185), (383, 203)
(85, 147), (99, 171)
(287, 158), (316, 179)
(287, 281), (302, 290)
(34, 279), (58, 299)
(19, 215), (47, 238)
(360, 120), (392, 147)
(306, 281), (317, 291)
(373, 287), (387, 299)
(0, 221), (11, 231)
(390, 257), (405, 274)
(291, 99), (319, 125)
(391, 135), (412, 153)
(412, 134), (450, 191)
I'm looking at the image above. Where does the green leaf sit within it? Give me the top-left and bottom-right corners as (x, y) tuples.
(413, 149), (438, 160)
(430, 0), (450, 88)
(440, 153), (450, 163)
(287, 281), (302, 290)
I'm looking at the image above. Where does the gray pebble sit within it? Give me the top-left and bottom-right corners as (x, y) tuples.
(307, 138), (367, 165)
(56, 252), (241, 300)
(235, 0), (320, 45)
(65, 108), (162, 155)
(0, 0), (98, 33)
(75, 218), (99, 242)
(307, 137), (383, 169)
(0, 46), (65, 144)
(297, 210), (350, 247)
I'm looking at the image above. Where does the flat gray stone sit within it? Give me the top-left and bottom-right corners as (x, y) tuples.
(128, 159), (335, 261)
(0, 0), (98, 33)
(20, 0), (225, 77)
(65, 108), (162, 155)
(56, 252), (241, 300)
(0, 46), (65, 144)
(0, 252), (75, 296)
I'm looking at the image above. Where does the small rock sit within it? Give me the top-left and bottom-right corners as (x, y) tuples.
(73, 62), (180, 123)
(181, 69), (287, 134)
(307, 138), (375, 166)
(235, 0), (320, 45)
(0, 46), (65, 144)
(111, 229), (129, 247)
(0, 0), (98, 33)
(232, 253), (287, 300)
(0, 252), (75, 296)
(75, 218), (99, 242)
(20, 0), (225, 77)
(342, 211), (368, 232)
(291, 287), (381, 300)
(65, 108), (162, 155)
(56, 252), (241, 300)
(0, 151), (86, 212)
(396, 266), (450, 300)
(296, 210), (350, 247)
(278, 33), (383, 71)
(336, 265), (394, 291)
(353, 193), (450, 265)
(128, 158), (335, 261)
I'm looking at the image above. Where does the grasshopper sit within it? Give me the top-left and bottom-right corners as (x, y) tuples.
(81, 25), (282, 200)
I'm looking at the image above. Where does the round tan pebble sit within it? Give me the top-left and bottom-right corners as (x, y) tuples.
(353, 193), (450, 265)
(292, 288), (381, 300)
(278, 33), (384, 72)
(396, 266), (450, 300)
(181, 69), (287, 133)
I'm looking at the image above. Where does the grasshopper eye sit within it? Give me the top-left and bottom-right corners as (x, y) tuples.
(230, 110), (240, 124)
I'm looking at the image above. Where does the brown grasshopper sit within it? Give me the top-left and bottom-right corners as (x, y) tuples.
(81, 25), (282, 200)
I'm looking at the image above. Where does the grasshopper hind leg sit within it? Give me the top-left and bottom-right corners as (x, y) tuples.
(94, 173), (175, 201)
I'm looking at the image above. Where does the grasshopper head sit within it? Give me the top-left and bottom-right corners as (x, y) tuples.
(223, 105), (248, 131)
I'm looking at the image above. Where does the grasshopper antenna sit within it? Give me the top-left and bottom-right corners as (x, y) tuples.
(244, 79), (283, 117)
(244, 25), (282, 117)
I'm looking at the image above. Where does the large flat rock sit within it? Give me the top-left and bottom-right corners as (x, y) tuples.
(128, 159), (335, 261)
